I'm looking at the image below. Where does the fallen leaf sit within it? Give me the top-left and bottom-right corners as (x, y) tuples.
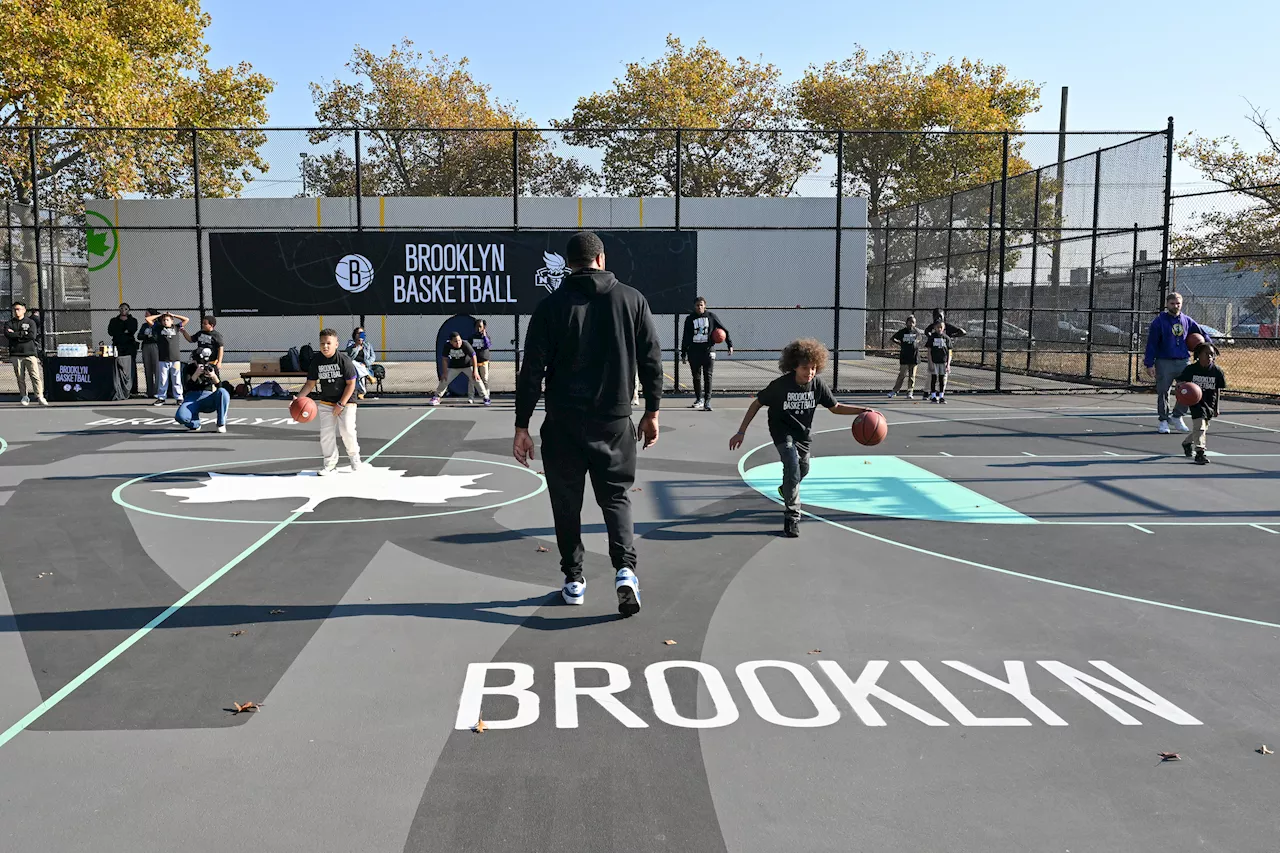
(229, 630), (244, 637)
(1260, 745), (1274, 755)
(1158, 752), (1181, 761)
(472, 719), (487, 733)
(536, 471), (544, 475)
(269, 609), (285, 615)
(231, 701), (262, 714)
(536, 545), (549, 552)
(663, 639), (677, 645)
(631, 487), (643, 492)
(808, 649), (822, 654)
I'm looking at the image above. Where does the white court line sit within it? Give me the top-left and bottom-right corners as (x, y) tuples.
(938, 452), (953, 457)
(1250, 524), (1279, 535)
(1021, 452), (1036, 457)
(1128, 524), (1155, 534)
(1041, 520), (1280, 527)
(1216, 418), (1280, 434)
(1104, 451), (1120, 456)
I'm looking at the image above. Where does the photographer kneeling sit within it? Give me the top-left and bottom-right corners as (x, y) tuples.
(175, 362), (230, 433)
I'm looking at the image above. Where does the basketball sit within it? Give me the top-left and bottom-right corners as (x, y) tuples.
(711, 328), (727, 344)
(853, 410), (888, 446)
(1185, 332), (1205, 352)
(1176, 381), (1202, 406)
(289, 396), (318, 423)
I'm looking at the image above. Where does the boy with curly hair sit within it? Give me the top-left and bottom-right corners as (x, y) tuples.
(730, 339), (869, 537)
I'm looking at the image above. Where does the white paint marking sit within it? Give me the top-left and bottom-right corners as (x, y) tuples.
(1038, 661), (1203, 726)
(1216, 418), (1280, 434)
(1250, 524), (1279, 535)
(1021, 452), (1036, 457)
(555, 662), (648, 729)
(645, 662), (739, 729)
(1103, 451), (1120, 456)
(455, 663), (539, 730)
(1128, 524), (1155, 534)
(815, 660), (948, 727)
(736, 661), (841, 728)
(939, 452), (953, 457)
(902, 661), (1030, 726)
(943, 661), (1068, 726)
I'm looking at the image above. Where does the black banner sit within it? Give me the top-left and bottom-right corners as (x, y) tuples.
(210, 230), (697, 316)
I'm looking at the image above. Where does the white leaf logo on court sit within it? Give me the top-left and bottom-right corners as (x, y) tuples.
(336, 254), (374, 294)
(157, 467), (496, 513)
(534, 252), (568, 293)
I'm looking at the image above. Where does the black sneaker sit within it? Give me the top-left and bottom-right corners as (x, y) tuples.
(783, 517), (799, 538)
(152, 399), (165, 407)
(1195, 450), (1208, 465)
(703, 402), (713, 412)
(1183, 444), (1193, 458)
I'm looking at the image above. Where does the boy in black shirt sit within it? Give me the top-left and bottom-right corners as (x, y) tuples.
(146, 311), (189, 406)
(888, 314), (921, 400)
(681, 296), (734, 411)
(1178, 343), (1227, 465)
(923, 311), (965, 403)
(299, 328), (360, 475)
(183, 315), (224, 367)
(729, 338), (869, 537)
(429, 331), (489, 406)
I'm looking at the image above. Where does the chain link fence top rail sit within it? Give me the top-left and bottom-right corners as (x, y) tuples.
(12, 125), (1255, 399)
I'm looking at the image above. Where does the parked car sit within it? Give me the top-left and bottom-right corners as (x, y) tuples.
(1198, 325), (1235, 346)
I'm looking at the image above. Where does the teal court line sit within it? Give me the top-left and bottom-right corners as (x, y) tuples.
(736, 439), (1280, 631)
(0, 436), (7, 455)
(0, 408), (438, 750)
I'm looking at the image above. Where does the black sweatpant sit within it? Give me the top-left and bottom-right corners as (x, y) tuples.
(540, 412), (638, 582)
(688, 348), (714, 400)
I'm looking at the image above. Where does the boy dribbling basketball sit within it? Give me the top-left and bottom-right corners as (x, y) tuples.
(1177, 342), (1226, 465)
(297, 329), (360, 475)
(729, 339), (868, 538)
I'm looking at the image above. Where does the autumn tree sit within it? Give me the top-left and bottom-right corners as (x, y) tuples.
(556, 36), (817, 198)
(1, 0), (272, 298)
(1174, 103), (1280, 288)
(306, 41), (593, 198)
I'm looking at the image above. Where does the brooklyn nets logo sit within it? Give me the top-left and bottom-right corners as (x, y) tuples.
(336, 254), (374, 294)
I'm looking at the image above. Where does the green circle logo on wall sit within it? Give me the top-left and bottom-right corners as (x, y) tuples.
(85, 209), (119, 272)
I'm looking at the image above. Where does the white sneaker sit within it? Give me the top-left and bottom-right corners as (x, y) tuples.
(562, 580), (585, 606)
(20, 395), (29, 406)
(37, 397), (47, 406)
(467, 398), (475, 405)
(427, 397), (440, 407)
(216, 425), (226, 433)
(349, 457), (362, 472)
(691, 399), (704, 410)
(1173, 416), (1190, 433)
(317, 465), (338, 477)
(615, 568), (641, 617)
(907, 392), (915, 400)
(1158, 421), (1171, 434)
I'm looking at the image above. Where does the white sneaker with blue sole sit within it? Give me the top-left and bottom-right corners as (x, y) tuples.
(562, 580), (585, 606)
(615, 568), (641, 617)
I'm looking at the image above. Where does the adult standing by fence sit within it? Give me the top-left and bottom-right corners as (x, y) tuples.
(107, 303), (139, 397)
(513, 231), (662, 617)
(4, 301), (46, 406)
(681, 296), (734, 412)
(1143, 292), (1211, 434)
(137, 308), (160, 399)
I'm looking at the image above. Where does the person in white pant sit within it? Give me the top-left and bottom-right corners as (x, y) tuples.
(297, 329), (361, 475)
(429, 330), (489, 406)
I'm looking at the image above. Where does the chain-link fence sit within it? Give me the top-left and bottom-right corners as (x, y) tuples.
(2, 125), (1198, 398)
(1168, 183), (1280, 397)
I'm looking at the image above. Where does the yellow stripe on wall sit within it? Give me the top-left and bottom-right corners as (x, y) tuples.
(577, 197), (583, 228)
(379, 197), (386, 352)
(114, 199), (123, 303)
(319, 315), (324, 333)
(638, 197), (644, 228)
(316, 197), (322, 228)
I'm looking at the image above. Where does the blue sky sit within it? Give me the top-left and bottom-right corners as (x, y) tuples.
(204, 0), (1274, 189)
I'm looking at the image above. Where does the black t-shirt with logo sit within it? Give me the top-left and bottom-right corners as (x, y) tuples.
(190, 329), (225, 364)
(469, 333), (490, 363)
(138, 322), (158, 347)
(756, 373), (837, 447)
(157, 324), (183, 362)
(442, 339), (476, 369)
(892, 327), (921, 364)
(925, 326), (952, 364)
(306, 351), (358, 403)
(1177, 362), (1227, 419)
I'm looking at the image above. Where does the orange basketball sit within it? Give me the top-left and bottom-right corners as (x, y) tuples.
(853, 410), (888, 446)
(711, 328), (727, 344)
(1176, 381), (1202, 406)
(1185, 332), (1205, 352)
(289, 395), (318, 423)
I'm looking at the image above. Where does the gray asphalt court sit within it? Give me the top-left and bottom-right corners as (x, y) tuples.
(1, 391), (1279, 852)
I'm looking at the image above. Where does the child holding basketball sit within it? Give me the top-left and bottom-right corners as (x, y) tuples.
(1177, 342), (1226, 465)
(297, 329), (360, 475)
(729, 339), (868, 538)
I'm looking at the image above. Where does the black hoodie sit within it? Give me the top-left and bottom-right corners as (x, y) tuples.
(515, 270), (663, 428)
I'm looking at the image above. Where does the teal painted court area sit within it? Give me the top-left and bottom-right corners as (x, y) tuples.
(742, 455), (1039, 524)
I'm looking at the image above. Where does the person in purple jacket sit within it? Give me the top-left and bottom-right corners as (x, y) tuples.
(1143, 292), (1211, 434)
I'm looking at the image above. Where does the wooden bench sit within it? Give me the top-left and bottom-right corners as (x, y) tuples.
(240, 371), (308, 393)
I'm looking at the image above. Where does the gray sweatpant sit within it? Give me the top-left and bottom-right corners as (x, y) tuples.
(776, 436), (811, 521)
(1154, 358), (1189, 422)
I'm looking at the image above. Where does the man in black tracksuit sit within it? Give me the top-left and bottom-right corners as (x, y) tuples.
(513, 231), (662, 617)
(680, 296), (733, 411)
